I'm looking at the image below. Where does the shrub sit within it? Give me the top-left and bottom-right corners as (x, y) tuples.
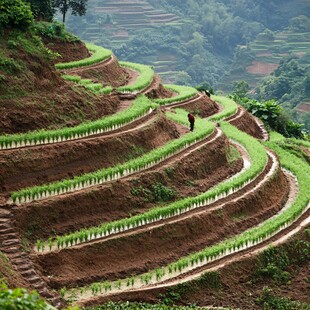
(0, 284), (53, 309)
(0, 0), (34, 30)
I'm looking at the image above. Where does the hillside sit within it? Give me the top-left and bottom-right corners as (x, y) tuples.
(0, 20), (310, 310)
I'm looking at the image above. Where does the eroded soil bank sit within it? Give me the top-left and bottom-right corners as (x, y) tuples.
(35, 163), (288, 289)
(12, 134), (240, 243)
(0, 113), (179, 193)
(85, 226), (310, 310)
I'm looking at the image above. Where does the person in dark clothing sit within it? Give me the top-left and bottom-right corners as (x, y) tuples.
(188, 113), (195, 131)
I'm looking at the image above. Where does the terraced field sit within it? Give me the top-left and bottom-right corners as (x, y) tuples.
(219, 30), (310, 91)
(0, 42), (309, 309)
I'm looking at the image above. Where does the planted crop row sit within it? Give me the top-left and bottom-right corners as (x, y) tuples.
(11, 109), (214, 206)
(0, 95), (156, 150)
(62, 74), (113, 95)
(153, 84), (198, 105)
(35, 122), (268, 252)
(64, 140), (309, 301)
(209, 96), (238, 121)
(55, 43), (112, 70)
(117, 61), (154, 93)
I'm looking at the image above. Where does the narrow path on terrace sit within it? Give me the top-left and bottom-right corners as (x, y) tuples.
(35, 141), (275, 254)
(63, 54), (116, 74)
(67, 168), (308, 304)
(9, 124), (214, 205)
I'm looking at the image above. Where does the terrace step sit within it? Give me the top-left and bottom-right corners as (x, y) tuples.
(21, 269), (37, 277)
(2, 239), (20, 246)
(2, 246), (21, 254)
(17, 263), (34, 271)
(7, 252), (27, 259)
(0, 228), (15, 235)
(27, 275), (42, 283)
(0, 223), (11, 230)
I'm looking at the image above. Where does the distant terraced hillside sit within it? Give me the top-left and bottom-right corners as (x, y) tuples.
(218, 29), (310, 92)
(69, 0), (182, 42)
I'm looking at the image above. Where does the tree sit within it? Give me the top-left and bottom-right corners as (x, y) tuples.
(0, 0), (33, 30)
(232, 80), (249, 99)
(24, 0), (54, 21)
(52, 0), (87, 24)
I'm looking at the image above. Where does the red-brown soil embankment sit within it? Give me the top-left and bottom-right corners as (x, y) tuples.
(88, 225), (310, 310)
(0, 114), (179, 194)
(227, 108), (264, 139)
(12, 134), (240, 243)
(0, 37), (119, 134)
(168, 94), (219, 118)
(66, 55), (129, 88)
(35, 166), (288, 289)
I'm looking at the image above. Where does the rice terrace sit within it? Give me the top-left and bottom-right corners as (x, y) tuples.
(0, 1), (309, 310)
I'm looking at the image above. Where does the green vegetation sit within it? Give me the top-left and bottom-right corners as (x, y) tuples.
(118, 61), (154, 93)
(256, 287), (310, 309)
(131, 182), (177, 203)
(0, 0), (34, 31)
(85, 302), (218, 310)
(53, 0), (88, 24)
(62, 74), (112, 95)
(64, 127), (310, 301)
(55, 43), (112, 69)
(33, 21), (79, 42)
(12, 109), (213, 206)
(154, 84), (198, 105)
(37, 121), (268, 253)
(209, 96), (238, 121)
(0, 95), (155, 151)
(0, 283), (54, 310)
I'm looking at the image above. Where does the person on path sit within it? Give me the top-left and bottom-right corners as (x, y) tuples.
(188, 113), (195, 131)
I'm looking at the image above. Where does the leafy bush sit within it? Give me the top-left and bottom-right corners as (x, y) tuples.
(256, 287), (310, 309)
(0, 0), (34, 30)
(0, 284), (54, 309)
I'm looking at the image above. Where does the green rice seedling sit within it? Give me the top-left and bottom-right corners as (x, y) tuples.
(154, 84), (198, 105)
(209, 95), (238, 121)
(1, 95), (157, 151)
(117, 61), (154, 93)
(12, 108), (212, 206)
(55, 43), (112, 70)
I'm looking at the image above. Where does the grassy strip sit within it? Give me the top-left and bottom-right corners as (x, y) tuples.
(117, 61), (154, 93)
(12, 109), (214, 206)
(0, 95), (156, 150)
(55, 43), (112, 70)
(36, 122), (268, 252)
(153, 84), (198, 105)
(66, 140), (309, 300)
(209, 96), (238, 121)
(63, 123), (276, 298)
(62, 74), (113, 95)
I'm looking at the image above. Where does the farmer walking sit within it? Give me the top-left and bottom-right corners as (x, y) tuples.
(188, 113), (195, 131)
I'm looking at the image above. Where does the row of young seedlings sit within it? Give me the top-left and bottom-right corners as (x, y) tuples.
(11, 110), (215, 205)
(209, 96), (238, 121)
(153, 84), (198, 105)
(64, 134), (309, 302)
(117, 61), (154, 94)
(55, 43), (112, 70)
(0, 95), (157, 150)
(62, 74), (113, 95)
(35, 121), (268, 253)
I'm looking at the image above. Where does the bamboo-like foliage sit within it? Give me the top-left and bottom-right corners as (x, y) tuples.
(209, 96), (238, 121)
(153, 84), (198, 105)
(36, 121), (270, 252)
(63, 137), (309, 301)
(62, 74), (113, 94)
(117, 61), (154, 93)
(55, 43), (112, 70)
(0, 95), (156, 150)
(12, 109), (214, 205)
